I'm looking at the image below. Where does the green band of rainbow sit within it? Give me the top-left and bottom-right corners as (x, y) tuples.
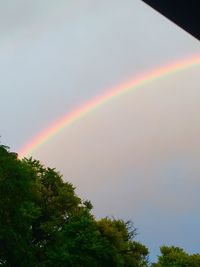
(18, 54), (200, 158)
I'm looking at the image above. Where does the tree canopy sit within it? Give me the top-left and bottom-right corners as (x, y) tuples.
(0, 144), (149, 267)
(151, 246), (200, 267)
(0, 144), (199, 266)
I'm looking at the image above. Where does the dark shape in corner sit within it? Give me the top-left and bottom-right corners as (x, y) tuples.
(141, 0), (200, 40)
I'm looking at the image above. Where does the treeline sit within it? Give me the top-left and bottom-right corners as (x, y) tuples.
(0, 144), (199, 267)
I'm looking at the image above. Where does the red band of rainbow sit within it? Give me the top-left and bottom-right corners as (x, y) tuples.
(18, 54), (200, 158)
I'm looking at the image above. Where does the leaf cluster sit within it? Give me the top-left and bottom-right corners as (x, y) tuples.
(0, 145), (149, 267)
(151, 246), (200, 267)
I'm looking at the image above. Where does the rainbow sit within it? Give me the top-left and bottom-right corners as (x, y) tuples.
(18, 54), (200, 158)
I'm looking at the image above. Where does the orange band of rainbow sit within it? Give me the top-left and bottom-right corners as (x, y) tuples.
(18, 54), (200, 158)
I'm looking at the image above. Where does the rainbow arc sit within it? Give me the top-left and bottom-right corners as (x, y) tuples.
(18, 54), (200, 158)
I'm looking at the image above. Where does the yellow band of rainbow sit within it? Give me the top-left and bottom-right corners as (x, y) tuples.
(18, 54), (200, 158)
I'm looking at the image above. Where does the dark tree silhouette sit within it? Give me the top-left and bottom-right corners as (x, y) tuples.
(0, 145), (149, 267)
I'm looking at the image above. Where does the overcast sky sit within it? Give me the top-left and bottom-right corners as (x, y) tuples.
(1, 0), (200, 261)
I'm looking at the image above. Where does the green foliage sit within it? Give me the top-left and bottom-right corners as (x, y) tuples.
(188, 254), (200, 267)
(0, 145), (149, 267)
(151, 246), (200, 267)
(97, 218), (148, 267)
(0, 145), (38, 266)
(1, 144), (199, 266)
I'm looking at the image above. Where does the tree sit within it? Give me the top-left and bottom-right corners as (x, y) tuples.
(0, 145), (149, 266)
(0, 145), (39, 266)
(151, 246), (200, 267)
(188, 254), (200, 267)
(97, 218), (149, 267)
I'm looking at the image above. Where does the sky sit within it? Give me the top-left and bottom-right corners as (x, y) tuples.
(1, 0), (200, 261)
